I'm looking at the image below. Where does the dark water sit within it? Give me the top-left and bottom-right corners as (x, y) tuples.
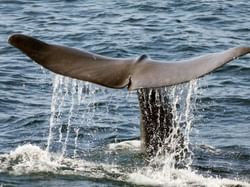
(0, 1), (250, 186)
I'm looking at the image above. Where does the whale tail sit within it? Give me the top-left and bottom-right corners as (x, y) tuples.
(8, 34), (250, 90)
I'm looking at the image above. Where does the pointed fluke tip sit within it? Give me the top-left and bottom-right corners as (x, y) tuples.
(8, 34), (17, 46)
(8, 34), (28, 47)
(8, 34), (23, 43)
(8, 34), (50, 55)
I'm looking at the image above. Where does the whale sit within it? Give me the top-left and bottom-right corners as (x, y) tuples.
(8, 34), (250, 156)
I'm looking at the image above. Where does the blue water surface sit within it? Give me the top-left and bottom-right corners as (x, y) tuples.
(0, 1), (250, 186)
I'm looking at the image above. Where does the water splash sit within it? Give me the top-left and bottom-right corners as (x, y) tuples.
(1, 74), (249, 186)
(0, 144), (249, 187)
(44, 76), (249, 187)
(125, 80), (250, 186)
(45, 74), (116, 158)
(46, 75), (87, 156)
(134, 80), (199, 183)
(0, 144), (124, 179)
(47, 74), (194, 168)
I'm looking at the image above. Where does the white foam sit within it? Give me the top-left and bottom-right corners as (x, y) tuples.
(108, 140), (141, 151)
(0, 144), (124, 180)
(1, 144), (58, 175)
(0, 144), (249, 187)
(127, 168), (250, 187)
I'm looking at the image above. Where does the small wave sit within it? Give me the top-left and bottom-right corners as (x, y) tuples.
(199, 144), (221, 154)
(192, 16), (221, 23)
(215, 64), (250, 74)
(122, 17), (145, 23)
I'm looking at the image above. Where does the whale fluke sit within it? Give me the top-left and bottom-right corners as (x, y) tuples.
(8, 34), (250, 90)
(8, 34), (250, 156)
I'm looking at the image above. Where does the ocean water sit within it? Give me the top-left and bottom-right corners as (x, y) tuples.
(0, 1), (250, 186)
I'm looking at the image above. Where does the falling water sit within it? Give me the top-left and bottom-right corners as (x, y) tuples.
(46, 75), (64, 152)
(61, 79), (77, 158)
(74, 128), (80, 159)
(45, 74), (113, 158)
(1, 75), (249, 187)
(131, 80), (200, 184)
(47, 72), (199, 165)
(46, 75), (84, 156)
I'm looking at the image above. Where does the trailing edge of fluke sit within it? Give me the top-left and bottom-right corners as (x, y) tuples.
(8, 34), (250, 90)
